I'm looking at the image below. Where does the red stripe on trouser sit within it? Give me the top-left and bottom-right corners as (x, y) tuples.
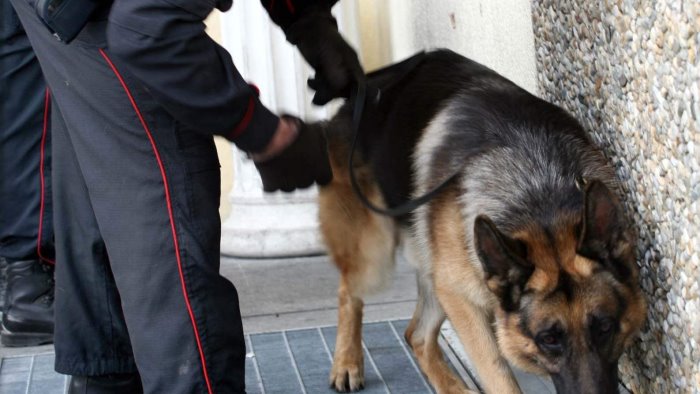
(37, 87), (55, 265)
(98, 49), (214, 394)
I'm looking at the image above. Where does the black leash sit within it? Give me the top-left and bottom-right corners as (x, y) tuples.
(347, 81), (460, 217)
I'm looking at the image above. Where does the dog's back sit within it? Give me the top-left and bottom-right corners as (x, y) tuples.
(327, 49), (616, 229)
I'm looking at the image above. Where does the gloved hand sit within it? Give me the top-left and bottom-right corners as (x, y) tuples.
(252, 116), (332, 192)
(285, 10), (364, 105)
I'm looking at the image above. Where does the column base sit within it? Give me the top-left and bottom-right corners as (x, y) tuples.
(221, 194), (325, 258)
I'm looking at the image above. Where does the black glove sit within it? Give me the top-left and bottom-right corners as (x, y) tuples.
(253, 116), (332, 192)
(285, 10), (364, 105)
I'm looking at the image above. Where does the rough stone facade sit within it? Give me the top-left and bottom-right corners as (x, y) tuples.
(532, 1), (699, 392)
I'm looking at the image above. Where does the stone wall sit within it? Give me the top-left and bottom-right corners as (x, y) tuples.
(363, 0), (538, 93)
(532, 1), (699, 392)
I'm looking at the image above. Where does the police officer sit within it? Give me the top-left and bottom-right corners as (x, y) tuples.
(9, 0), (362, 392)
(0, 0), (55, 348)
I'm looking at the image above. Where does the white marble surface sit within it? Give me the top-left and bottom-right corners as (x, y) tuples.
(220, 153), (323, 258)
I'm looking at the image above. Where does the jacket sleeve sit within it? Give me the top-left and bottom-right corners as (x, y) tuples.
(106, 0), (278, 152)
(260, 0), (339, 32)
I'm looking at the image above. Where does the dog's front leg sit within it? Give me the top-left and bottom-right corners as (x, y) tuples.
(405, 273), (475, 394)
(436, 288), (521, 394)
(330, 277), (365, 392)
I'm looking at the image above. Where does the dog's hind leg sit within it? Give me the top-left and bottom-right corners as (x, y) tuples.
(327, 224), (396, 392)
(330, 273), (366, 392)
(319, 181), (396, 392)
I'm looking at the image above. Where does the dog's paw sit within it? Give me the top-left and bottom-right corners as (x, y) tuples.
(435, 386), (478, 394)
(450, 387), (479, 394)
(329, 363), (364, 392)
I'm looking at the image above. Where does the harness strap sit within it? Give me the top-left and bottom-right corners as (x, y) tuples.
(348, 75), (460, 218)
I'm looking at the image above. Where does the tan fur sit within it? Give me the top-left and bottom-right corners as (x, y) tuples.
(319, 133), (397, 391)
(495, 311), (551, 375)
(405, 308), (472, 394)
(570, 256), (595, 278)
(554, 219), (596, 279)
(428, 191), (496, 309)
(497, 290), (569, 374)
(517, 217), (596, 294)
(318, 137), (397, 297)
(329, 279), (365, 392)
(619, 286), (647, 348)
(429, 192), (520, 394)
(526, 268), (558, 293)
(515, 227), (560, 293)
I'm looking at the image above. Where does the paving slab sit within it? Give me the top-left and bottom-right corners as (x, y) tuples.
(0, 320), (475, 394)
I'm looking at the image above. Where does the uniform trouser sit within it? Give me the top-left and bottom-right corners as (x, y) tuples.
(10, 1), (246, 393)
(0, 0), (54, 263)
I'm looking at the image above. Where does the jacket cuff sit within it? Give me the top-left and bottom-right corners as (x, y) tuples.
(228, 95), (279, 153)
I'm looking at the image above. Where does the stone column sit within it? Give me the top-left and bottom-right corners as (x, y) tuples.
(218, 1), (360, 258)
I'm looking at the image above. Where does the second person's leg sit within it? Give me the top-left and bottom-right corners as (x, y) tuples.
(0, 0), (54, 347)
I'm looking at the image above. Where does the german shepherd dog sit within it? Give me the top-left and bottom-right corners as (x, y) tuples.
(316, 50), (647, 394)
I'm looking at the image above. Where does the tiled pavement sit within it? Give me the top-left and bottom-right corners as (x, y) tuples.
(0, 319), (474, 394)
(0, 353), (66, 394)
(245, 320), (459, 394)
(0, 256), (562, 393)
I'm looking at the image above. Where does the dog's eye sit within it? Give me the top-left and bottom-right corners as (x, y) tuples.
(536, 330), (564, 354)
(599, 318), (614, 334)
(592, 317), (616, 341)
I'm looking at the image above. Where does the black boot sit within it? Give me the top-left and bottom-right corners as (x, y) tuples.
(68, 373), (144, 394)
(0, 258), (7, 313)
(1, 259), (54, 346)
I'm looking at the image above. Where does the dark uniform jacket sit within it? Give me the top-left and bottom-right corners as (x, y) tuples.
(107, 0), (338, 152)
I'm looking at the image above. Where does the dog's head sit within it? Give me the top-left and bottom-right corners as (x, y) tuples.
(474, 180), (646, 394)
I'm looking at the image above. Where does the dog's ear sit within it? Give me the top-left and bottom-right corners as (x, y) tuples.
(474, 215), (533, 311)
(577, 180), (633, 281)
